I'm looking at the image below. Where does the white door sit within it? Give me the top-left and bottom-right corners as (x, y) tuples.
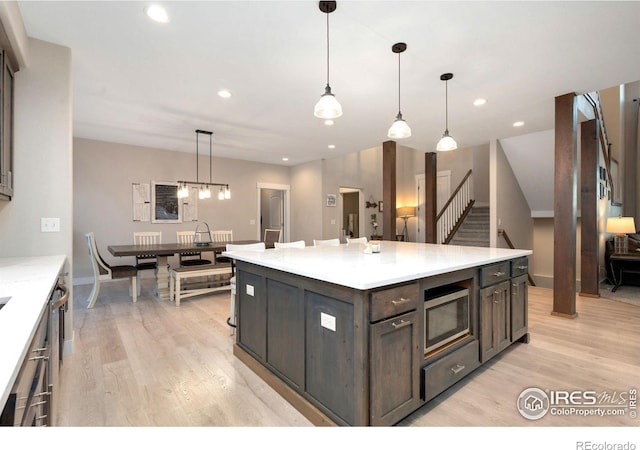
(269, 193), (283, 229)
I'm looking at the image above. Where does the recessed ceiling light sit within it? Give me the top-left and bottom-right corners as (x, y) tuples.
(513, 121), (525, 127)
(473, 98), (487, 106)
(144, 5), (170, 23)
(217, 90), (232, 99)
(328, 144), (336, 149)
(282, 157), (289, 161)
(324, 119), (334, 126)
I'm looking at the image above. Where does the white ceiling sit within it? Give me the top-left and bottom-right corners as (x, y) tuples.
(16, 1), (640, 166)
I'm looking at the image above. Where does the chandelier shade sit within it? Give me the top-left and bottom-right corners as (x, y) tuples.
(177, 129), (230, 200)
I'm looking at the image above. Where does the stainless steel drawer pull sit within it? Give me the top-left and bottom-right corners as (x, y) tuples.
(492, 271), (506, 277)
(517, 265), (528, 270)
(451, 363), (466, 374)
(29, 355), (49, 361)
(391, 319), (411, 329)
(32, 347), (48, 353)
(391, 297), (411, 305)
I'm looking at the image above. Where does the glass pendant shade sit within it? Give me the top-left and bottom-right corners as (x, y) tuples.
(436, 131), (458, 151)
(314, 85), (343, 119)
(177, 184), (189, 199)
(218, 187), (225, 200)
(388, 112), (411, 139)
(224, 186), (231, 199)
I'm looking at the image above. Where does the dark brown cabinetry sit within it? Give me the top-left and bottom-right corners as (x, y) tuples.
(1, 308), (49, 426)
(0, 22), (16, 201)
(369, 283), (420, 426)
(510, 257), (529, 343)
(480, 279), (511, 363)
(234, 254), (529, 426)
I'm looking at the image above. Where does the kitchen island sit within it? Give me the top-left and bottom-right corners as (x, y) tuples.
(223, 241), (532, 426)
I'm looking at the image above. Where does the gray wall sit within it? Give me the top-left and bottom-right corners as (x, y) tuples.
(290, 159), (323, 245)
(73, 138), (289, 280)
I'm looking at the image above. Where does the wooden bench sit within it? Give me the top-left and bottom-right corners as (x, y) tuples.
(169, 263), (232, 306)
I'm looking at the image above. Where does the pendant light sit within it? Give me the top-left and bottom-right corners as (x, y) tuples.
(436, 73), (457, 151)
(314, 1), (342, 119)
(387, 42), (411, 139)
(177, 129), (231, 200)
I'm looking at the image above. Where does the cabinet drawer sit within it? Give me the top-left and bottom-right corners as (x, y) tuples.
(511, 257), (529, 277)
(370, 283), (419, 322)
(422, 340), (480, 402)
(480, 262), (510, 287)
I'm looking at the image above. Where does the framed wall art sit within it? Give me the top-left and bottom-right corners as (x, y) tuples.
(151, 181), (182, 223)
(326, 193), (337, 207)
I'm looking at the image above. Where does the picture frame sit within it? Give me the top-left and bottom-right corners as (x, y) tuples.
(151, 181), (182, 223)
(378, 201), (384, 212)
(326, 193), (337, 207)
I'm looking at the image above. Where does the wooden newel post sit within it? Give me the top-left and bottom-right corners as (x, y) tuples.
(425, 152), (437, 243)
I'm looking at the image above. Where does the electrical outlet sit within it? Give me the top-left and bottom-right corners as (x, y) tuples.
(250, 219), (256, 225)
(246, 284), (254, 296)
(41, 218), (60, 233)
(320, 312), (336, 331)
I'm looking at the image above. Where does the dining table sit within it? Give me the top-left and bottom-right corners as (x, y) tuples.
(108, 240), (260, 300)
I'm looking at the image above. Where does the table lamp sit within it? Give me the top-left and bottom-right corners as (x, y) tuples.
(397, 206), (416, 242)
(606, 216), (636, 254)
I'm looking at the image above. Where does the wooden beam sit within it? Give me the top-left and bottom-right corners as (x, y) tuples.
(425, 152), (437, 243)
(553, 93), (578, 318)
(382, 141), (397, 241)
(580, 119), (600, 298)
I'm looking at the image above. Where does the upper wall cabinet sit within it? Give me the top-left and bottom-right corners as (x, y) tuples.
(0, 21), (16, 201)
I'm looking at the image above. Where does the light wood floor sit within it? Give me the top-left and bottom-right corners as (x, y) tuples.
(59, 281), (639, 429)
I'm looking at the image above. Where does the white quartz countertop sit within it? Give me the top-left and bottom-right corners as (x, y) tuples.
(0, 255), (66, 410)
(223, 241), (532, 290)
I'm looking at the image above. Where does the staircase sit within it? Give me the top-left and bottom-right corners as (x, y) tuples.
(449, 206), (489, 247)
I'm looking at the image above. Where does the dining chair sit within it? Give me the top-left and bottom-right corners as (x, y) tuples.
(263, 228), (282, 248)
(176, 230), (212, 266)
(133, 231), (162, 295)
(346, 236), (368, 244)
(274, 240), (306, 249)
(85, 232), (138, 309)
(210, 230), (234, 263)
(313, 238), (340, 247)
(225, 241), (266, 336)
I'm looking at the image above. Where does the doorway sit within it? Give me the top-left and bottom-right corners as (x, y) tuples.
(339, 187), (364, 240)
(256, 183), (290, 242)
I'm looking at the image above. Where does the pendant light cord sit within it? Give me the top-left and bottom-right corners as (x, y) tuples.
(397, 52), (401, 113)
(195, 131), (199, 183)
(326, 12), (330, 86)
(445, 79), (449, 133)
(209, 132), (212, 184)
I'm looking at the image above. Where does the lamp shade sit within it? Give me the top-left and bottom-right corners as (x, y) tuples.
(388, 115), (411, 139)
(397, 206), (416, 218)
(314, 86), (343, 119)
(606, 216), (636, 234)
(436, 133), (458, 151)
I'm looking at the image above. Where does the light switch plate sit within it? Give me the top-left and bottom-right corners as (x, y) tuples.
(41, 217), (60, 232)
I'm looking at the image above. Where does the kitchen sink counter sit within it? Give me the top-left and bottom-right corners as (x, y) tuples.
(0, 255), (67, 411)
